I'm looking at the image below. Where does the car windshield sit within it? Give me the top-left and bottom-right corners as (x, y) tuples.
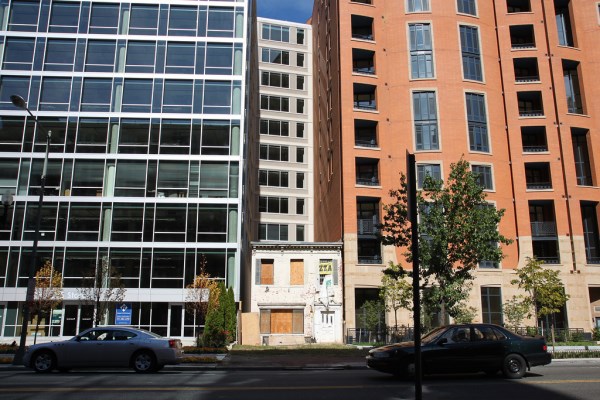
(420, 326), (447, 344)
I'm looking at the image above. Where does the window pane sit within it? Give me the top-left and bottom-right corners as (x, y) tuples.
(126, 42), (156, 73)
(9, 0), (40, 32)
(0, 76), (30, 110)
(169, 6), (198, 36)
(39, 78), (71, 111)
(45, 39), (76, 71)
(166, 43), (195, 74)
(89, 3), (119, 34)
(3, 38), (35, 70)
(129, 5), (159, 34)
(207, 7), (234, 37)
(81, 79), (112, 112)
(86, 40), (116, 72)
(162, 80), (193, 113)
(203, 81), (231, 114)
(122, 80), (153, 112)
(205, 44), (233, 74)
(49, 1), (80, 33)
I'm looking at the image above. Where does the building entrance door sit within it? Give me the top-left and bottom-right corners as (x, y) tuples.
(314, 310), (335, 343)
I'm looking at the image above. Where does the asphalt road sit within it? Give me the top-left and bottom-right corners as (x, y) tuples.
(0, 360), (599, 400)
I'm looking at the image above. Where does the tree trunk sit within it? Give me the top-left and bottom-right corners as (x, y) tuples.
(33, 312), (42, 345)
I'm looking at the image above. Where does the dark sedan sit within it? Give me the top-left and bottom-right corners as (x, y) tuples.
(23, 326), (184, 373)
(366, 323), (551, 379)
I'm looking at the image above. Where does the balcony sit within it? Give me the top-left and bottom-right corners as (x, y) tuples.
(525, 163), (552, 190)
(521, 126), (548, 152)
(355, 119), (378, 147)
(357, 217), (379, 235)
(513, 58), (539, 83)
(351, 15), (374, 41)
(510, 25), (536, 49)
(352, 48), (375, 75)
(353, 83), (377, 111)
(530, 221), (557, 237)
(356, 157), (379, 185)
(518, 91), (544, 117)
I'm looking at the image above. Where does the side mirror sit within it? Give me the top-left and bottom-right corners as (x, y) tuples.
(437, 338), (448, 345)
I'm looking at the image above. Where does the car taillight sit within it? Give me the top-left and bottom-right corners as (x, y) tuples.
(542, 344), (547, 351)
(168, 339), (178, 348)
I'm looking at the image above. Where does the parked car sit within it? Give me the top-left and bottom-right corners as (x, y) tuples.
(366, 323), (551, 379)
(23, 326), (184, 373)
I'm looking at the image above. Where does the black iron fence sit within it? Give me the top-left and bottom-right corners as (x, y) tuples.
(346, 326), (591, 345)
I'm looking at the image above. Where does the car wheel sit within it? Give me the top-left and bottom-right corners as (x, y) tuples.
(32, 350), (56, 373)
(502, 354), (526, 379)
(132, 351), (157, 373)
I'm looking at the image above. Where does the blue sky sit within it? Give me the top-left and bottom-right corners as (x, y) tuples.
(257, 0), (314, 23)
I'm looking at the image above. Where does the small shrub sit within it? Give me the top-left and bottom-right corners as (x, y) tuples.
(592, 327), (600, 341)
(570, 331), (584, 342)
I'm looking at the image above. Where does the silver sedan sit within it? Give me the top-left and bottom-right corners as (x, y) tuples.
(23, 326), (184, 373)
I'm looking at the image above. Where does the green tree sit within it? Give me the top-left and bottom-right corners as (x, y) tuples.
(379, 262), (413, 328)
(452, 302), (478, 324)
(503, 295), (530, 329)
(203, 282), (227, 347)
(511, 257), (570, 329)
(31, 260), (63, 344)
(359, 300), (386, 332)
(380, 158), (513, 325)
(224, 287), (237, 343)
(185, 255), (220, 343)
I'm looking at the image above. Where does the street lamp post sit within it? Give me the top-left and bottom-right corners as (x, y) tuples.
(10, 95), (52, 365)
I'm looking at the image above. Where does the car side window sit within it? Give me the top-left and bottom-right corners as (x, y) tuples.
(442, 327), (470, 343)
(113, 330), (136, 341)
(79, 330), (101, 341)
(491, 327), (507, 340)
(475, 326), (498, 341)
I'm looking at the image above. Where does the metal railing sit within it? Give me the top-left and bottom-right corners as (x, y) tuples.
(530, 221), (557, 237)
(346, 326), (414, 345)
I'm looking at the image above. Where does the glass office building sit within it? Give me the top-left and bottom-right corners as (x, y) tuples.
(0, 0), (251, 342)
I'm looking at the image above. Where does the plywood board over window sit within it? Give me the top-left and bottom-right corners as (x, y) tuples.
(290, 259), (304, 285)
(259, 309), (304, 334)
(256, 259), (274, 285)
(271, 310), (293, 334)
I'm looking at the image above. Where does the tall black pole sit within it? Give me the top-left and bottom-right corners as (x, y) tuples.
(11, 95), (52, 365)
(406, 152), (421, 400)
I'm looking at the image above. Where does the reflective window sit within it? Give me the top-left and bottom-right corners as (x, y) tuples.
(260, 119), (289, 137)
(259, 170), (288, 187)
(111, 207), (143, 241)
(407, 0), (430, 12)
(460, 25), (482, 81)
(44, 39), (76, 71)
(472, 164), (494, 190)
(67, 204), (101, 241)
(259, 224), (289, 241)
(49, 1), (80, 33)
(261, 71), (289, 88)
(409, 23), (434, 79)
(262, 23), (290, 42)
(85, 40), (116, 72)
(122, 80), (153, 113)
(72, 161), (105, 196)
(417, 163), (441, 188)
(168, 6), (197, 36)
(89, 3), (120, 34)
(260, 95), (289, 112)
(198, 163), (229, 198)
(0, 159), (19, 195)
(115, 161), (147, 197)
(0, 76), (30, 110)
(119, 119), (150, 154)
(261, 48), (290, 65)
(81, 78), (112, 112)
(126, 41), (156, 73)
(203, 81), (232, 114)
(157, 161), (189, 197)
(155, 205), (187, 241)
(413, 91), (439, 150)
(166, 42), (195, 74)
(466, 92), (489, 152)
(8, 0), (40, 32)
(260, 144), (289, 162)
(297, 53), (305, 67)
(3, 38), (35, 70)
(207, 7), (235, 37)
(160, 120), (190, 154)
(457, 0), (477, 16)
(200, 120), (231, 155)
(205, 43), (234, 74)
(163, 80), (193, 113)
(0, 117), (25, 152)
(39, 77), (71, 111)
(129, 5), (159, 35)
(76, 118), (108, 153)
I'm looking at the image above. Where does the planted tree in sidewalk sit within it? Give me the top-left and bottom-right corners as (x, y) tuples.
(185, 254), (220, 345)
(379, 262), (413, 328)
(511, 257), (570, 343)
(78, 256), (126, 327)
(359, 299), (386, 343)
(31, 260), (63, 344)
(203, 281), (229, 347)
(379, 158), (513, 326)
(502, 295), (530, 330)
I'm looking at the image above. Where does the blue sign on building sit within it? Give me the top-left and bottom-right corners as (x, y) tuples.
(115, 303), (132, 325)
